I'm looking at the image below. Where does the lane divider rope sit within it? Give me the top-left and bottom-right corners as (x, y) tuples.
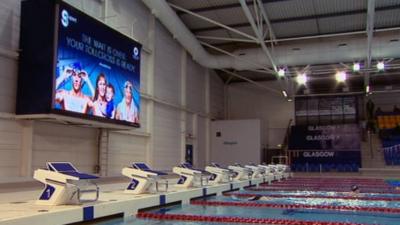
(190, 200), (400, 214)
(223, 192), (400, 202)
(261, 183), (392, 187)
(248, 187), (400, 194)
(137, 211), (370, 225)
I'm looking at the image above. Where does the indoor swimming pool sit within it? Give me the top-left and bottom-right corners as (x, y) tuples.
(90, 178), (400, 225)
(92, 195), (400, 225)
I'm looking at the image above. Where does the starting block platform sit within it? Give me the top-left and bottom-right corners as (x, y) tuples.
(0, 176), (272, 225)
(33, 162), (99, 206)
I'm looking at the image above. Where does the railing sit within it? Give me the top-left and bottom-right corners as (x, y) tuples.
(280, 119), (293, 164)
(281, 119), (293, 152)
(381, 144), (400, 165)
(271, 155), (288, 165)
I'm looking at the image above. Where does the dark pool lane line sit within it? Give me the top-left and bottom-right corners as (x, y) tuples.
(190, 199), (400, 214)
(223, 192), (400, 202)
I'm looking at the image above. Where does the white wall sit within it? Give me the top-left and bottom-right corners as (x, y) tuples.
(32, 122), (98, 173)
(0, 0), (19, 114)
(186, 58), (206, 113)
(196, 116), (207, 168)
(0, 0), (224, 180)
(107, 132), (147, 176)
(210, 119), (261, 166)
(227, 81), (294, 149)
(153, 104), (181, 170)
(154, 22), (182, 106)
(210, 70), (225, 119)
(369, 93), (400, 112)
(0, 118), (21, 177)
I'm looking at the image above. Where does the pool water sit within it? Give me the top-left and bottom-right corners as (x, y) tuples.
(227, 190), (400, 208)
(92, 194), (400, 225)
(90, 177), (400, 225)
(233, 190), (400, 198)
(219, 195), (399, 208)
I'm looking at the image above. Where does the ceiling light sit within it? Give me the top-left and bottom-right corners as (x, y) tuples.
(366, 85), (370, 93)
(335, 71), (347, 82)
(282, 90), (288, 98)
(287, 98), (293, 102)
(377, 61), (385, 71)
(296, 73), (307, 85)
(278, 68), (285, 77)
(353, 63), (360, 72)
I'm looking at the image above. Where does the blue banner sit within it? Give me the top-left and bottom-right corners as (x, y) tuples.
(292, 151), (361, 164)
(289, 124), (361, 151)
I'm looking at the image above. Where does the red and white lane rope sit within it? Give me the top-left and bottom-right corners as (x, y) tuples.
(137, 211), (372, 225)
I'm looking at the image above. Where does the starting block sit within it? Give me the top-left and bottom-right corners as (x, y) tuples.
(205, 163), (233, 184)
(245, 163), (265, 179)
(33, 162), (99, 205)
(172, 163), (210, 188)
(228, 163), (252, 181)
(122, 162), (169, 194)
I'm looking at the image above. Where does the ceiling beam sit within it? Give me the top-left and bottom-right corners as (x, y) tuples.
(200, 41), (275, 73)
(366, 0), (375, 69)
(239, 0), (277, 71)
(196, 35), (257, 43)
(169, 3), (257, 41)
(239, 0), (290, 98)
(365, 0), (375, 93)
(256, 0), (276, 42)
(176, 0), (289, 15)
(206, 25), (400, 47)
(220, 69), (282, 96)
(191, 4), (400, 33)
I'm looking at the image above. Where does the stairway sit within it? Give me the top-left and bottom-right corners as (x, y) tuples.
(360, 132), (400, 178)
(361, 133), (386, 168)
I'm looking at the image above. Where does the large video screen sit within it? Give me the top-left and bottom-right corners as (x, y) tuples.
(53, 2), (141, 126)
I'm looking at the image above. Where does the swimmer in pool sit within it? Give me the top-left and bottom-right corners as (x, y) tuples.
(350, 185), (361, 197)
(231, 195), (274, 201)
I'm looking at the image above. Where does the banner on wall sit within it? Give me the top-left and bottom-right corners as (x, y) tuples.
(288, 124), (361, 151)
(291, 150), (361, 164)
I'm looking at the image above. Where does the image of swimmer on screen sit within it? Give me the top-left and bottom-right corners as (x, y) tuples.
(91, 73), (108, 117)
(54, 64), (95, 114)
(115, 81), (138, 123)
(105, 84), (116, 119)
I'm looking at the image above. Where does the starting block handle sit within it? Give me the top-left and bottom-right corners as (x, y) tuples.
(155, 180), (169, 192)
(76, 183), (99, 204)
(200, 175), (209, 186)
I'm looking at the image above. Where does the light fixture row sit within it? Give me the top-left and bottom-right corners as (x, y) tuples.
(277, 61), (386, 85)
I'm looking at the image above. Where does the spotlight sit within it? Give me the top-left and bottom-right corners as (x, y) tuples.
(335, 71), (347, 82)
(278, 68), (285, 77)
(282, 90), (288, 98)
(366, 85), (370, 93)
(353, 63), (360, 72)
(377, 61), (385, 71)
(296, 73), (307, 85)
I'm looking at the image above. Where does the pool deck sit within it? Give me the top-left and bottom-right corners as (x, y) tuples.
(0, 176), (278, 225)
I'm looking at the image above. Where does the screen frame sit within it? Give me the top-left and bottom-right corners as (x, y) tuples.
(50, 1), (141, 128)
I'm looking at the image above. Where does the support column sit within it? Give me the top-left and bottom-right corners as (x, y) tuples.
(205, 69), (211, 165)
(97, 0), (111, 176)
(192, 114), (198, 167)
(20, 120), (33, 177)
(98, 129), (109, 176)
(224, 84), (230, 119)
(180, 49), (187, 163)
(146, 14), (156, 166)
